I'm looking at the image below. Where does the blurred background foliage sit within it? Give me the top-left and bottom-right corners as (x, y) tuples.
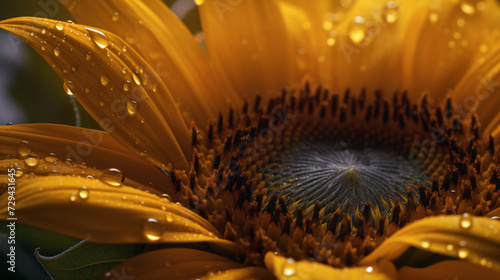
(0, 1), (201, 279)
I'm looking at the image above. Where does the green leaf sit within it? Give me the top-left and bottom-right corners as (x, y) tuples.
(36, 241), (138, 280)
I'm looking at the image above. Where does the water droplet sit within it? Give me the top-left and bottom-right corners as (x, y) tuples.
(458, 248), (469, 259)
(18, 141), (31, 157)
(143, 218), (163, 241)
(132, 72), (141, 85)
(283, 259), (295, 276)
(63, 81), (74, 95)
(122, 81), (131, 92)
(479, 44), (488, 53)
(421, 241), (430, 249)
(100, 75), (110, 86)
(194, 0), (204, 5)
(166, 212), (174, 222)
(85, 27), (109, 49)
(85, 88), (90, 94)
(69, 192), (77, 202)
(366, 266), (373, 273)
(326, 37), (336, 46)
(349, 17), (367, 44)
(44, 153), (58, 163)
(460, 213), (472, 229)
(429, 13), (439, 23)
(323, 21), (333, 31)
(151, 85), (157, 93)
(446, 244), (454, 251)
(41, 29), (46, 35)
(122, 46), (127, 52)
(460, 2), (476, 15)
(126, 101), (139, 115)
(14, 168), (24, 178)
(24, 154), (39, 167)
(86, 52), (92, 61)
(100, 168), (124, 187)
(78, 186), (89, 199)
(161, 194), (171, 202)
(55, 21), (65, 31)
(53, 48), (61, 57)
(457, 18), (465, 27)
(111, 12), (119, 22)
(382, 1), (399, 23)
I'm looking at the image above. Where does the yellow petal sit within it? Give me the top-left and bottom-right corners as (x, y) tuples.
(204, 267), (275, 280)
(0, 17), (191, 170)
(397, 260), (498, 280)
(0, 124), (174, 194)
(279, 0), (429, 98)
(98, 248), (244, 280)
(264, 252), (397, 280)
(452, 45), (500, 138)
(406, 0), (500, 101)
(360, 215), (500, 272)
(0, 176), (235, 250)
(199, 0), (294, 102)
(63, 0), (240, 123)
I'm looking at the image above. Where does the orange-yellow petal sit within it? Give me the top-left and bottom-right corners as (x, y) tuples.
(360, 215), (500, 272)
(63, 0), (240, 124)
(397, 260), (498, 280)
(0, 176), (234, 249)
(98, 248), (246, 280)
(0, 124), (173, 194)
(199, 0), (293, 102)
(0, 17), (191, 170)
(264, 252), (397, 280)
(204, 267), (275, 280)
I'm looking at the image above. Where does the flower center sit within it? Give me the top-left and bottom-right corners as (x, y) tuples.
(263, 139), (431, 217)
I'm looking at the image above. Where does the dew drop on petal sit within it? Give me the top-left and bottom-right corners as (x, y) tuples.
(53, 48), (61, 57)
(55, 21), (65, 31)
(86, 52), (92, 61)
(446, 244), (454, 251)
(100, 168), (124, 187)
(111, 12), (119, 22)
(194, 0), (204, 5)
(69, 192), (77, 202)
(78, 186), (89, 199)
(24, 154), (39, 167)
(63, 82), (74, 95)
(18, 141), (31, 157)
(420, 241), (430, 249)
(126, 101), (139, 116)
(366, 266), (373, 273)
(14, 168), (24, 178)
(166, 213), (174, 223)
(44, 153), (58, 163)
(100, 75), (110, 86)
(85, 27), (109, 49)
(382, 1), (399, 23)
(349, 16), (366, 44)
(132, 72), (141, 85)
(460, 213), (472, 229)
(458, 248), (469, 259)
(122, 80), (131, 92)
(429, 13), (439, 23)
(283, 259), (295, 276)
(143, 218), (163, 241)
(460, 2), (476, 15)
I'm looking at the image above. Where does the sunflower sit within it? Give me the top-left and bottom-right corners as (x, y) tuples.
(1, 0), (500, 279)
